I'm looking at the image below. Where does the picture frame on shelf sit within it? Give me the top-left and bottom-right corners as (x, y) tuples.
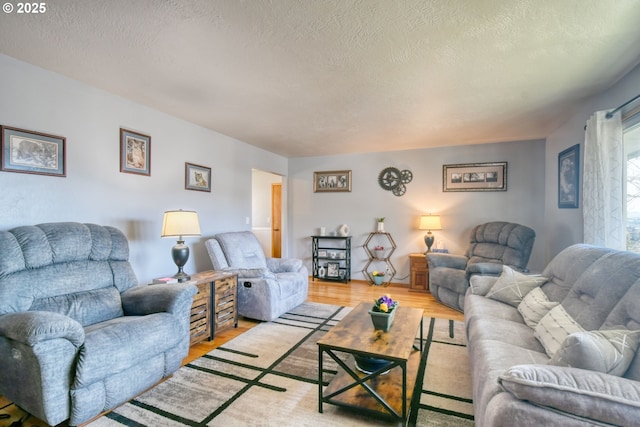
(558, 144), (580, 208)
(327, 262), (340, 277)
(120, 128), (151, 176)
(1, 126), (66, 177)
(317, 250), (327, 258)
(443, 162), (507, 192)
(313, 170), (352, 192)
(185, 162), (211, 192)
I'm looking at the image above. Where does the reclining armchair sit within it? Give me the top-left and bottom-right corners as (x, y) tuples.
(427, 221), (535, 312)
(205, 231), (308, 321)
(0, 223), (197, 426)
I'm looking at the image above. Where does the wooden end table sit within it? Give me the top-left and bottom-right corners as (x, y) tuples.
(317, 302), (424, 425)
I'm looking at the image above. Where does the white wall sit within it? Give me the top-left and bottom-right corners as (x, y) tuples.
(288, 139), (547, 283)
(0, 54), (288, 282)
(544, 62), (640, 261)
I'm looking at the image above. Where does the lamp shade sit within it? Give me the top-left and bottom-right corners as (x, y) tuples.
(161, 210), (201, 238)
(419, 215), (442, 231)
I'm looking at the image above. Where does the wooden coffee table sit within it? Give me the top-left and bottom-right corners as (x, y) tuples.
(317, 302), (424, 425)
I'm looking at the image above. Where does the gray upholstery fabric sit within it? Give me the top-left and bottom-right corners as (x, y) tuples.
(205, 231), (308, 321)
(465, 243), (640, 426)
(0, 222), (197, 426)
(428, 221), (535, 311)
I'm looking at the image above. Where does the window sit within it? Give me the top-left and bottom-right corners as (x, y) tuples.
(624, 108), (640, 251)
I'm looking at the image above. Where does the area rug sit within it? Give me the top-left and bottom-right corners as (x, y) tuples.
(1, 302), (474, 426)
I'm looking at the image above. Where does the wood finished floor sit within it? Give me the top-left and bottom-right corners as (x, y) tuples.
(187, 279), (464, 363)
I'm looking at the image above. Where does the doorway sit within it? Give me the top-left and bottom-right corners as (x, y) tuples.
(251, 169), (284, 257)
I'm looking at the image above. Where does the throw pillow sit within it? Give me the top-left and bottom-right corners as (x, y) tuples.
(534, 305), (585, 357)
(548, 329), (640, 376)
(499, 364), (640, 426)
(486, 266), (548, 307)
(469, 275), (497, 296)
(517, 287), (559, 328)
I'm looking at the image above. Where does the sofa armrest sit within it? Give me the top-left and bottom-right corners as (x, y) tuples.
(266, 257), (303, 273)
(0, 311), (84, 347)
(427, 253), (468, 270)
(121, 283), (197, 316)
(499, 364), (640, 426)
(223, 267), (277, 279)
(466, 262), (503, 276)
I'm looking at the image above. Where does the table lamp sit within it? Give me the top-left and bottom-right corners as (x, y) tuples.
(419, 214), (442, 253)
(161, 209), (201, 282)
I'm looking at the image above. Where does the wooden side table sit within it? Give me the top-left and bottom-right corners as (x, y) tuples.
(409, 253), (429, 293)
(185, 271), (238, 345)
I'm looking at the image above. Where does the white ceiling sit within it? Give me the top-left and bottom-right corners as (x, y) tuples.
(1, 0), (640, 158)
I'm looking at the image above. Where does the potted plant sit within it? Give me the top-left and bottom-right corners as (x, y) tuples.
(376, 217), (385, 232)
(368, 294), (398, 331)
(374, 245), (385, 259)
(372, 270), (385, 285)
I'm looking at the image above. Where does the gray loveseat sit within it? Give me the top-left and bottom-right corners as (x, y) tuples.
(0, 222), (197, 426)
(466, 243), (640, 426)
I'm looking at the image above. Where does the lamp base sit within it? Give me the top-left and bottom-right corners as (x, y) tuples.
(424, 232), (435, 254)
(171, 240), (191, 283)
(174, 271), (191, 282)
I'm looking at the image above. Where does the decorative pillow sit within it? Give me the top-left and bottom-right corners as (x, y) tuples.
(486, 266), (548, 307)
(469, 275), (497, 296)
(549, 329), (640, 376)
(534, 305), (585, 357)
(499, 364), (640, 426)
(517, 287), (559, 328)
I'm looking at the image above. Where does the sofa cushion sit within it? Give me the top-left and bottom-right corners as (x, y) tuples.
(75, 313), (182, 388)
(499, 364), (640, 427)
(548, 330), (640, 376)
(486, 266), (547, 307)
(517, 287), (559, 328)
(534, 305), (584, 357)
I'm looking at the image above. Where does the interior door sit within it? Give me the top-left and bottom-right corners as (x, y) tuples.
(271, 183), (282, 257)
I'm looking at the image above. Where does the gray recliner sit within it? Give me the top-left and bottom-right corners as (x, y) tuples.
(0, 222), (197, 426)
(205, 231), (308, 321)
(427, 221), (535, 312)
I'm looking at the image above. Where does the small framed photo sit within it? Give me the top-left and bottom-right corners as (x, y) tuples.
(443, 162), (507, 192)
(120, 128), (151, 176)
(1, 126), (66, 177)
(327, 262), (340, 277)
(317, 250), (327, 258)
(185, 162), (211, 192)
(314, 170), (352, 192)
(558, 144), (580, 208)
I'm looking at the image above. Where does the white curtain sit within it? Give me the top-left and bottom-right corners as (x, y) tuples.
(583, 110), (624, 249)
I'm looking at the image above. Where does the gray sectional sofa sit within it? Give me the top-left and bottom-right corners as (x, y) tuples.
(465, 243), (640, 426)
(0, 223), (197, 426)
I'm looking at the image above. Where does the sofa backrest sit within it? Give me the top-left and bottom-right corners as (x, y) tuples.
(541, 244), (614, 302)
(465, 222), (535, 270)
(604, 281), (640, 380)
(208, 231), (267, 269)
(0, 222), (138, 326)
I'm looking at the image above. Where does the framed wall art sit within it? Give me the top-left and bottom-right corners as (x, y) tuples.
(326, 262), (340, 277)
(443, 162), (507, 192)
(313, 170), (352, 192)
(120, 128), (151, 176)
(1, 126), (66, 177)
(185, 162), (211, 192)
(558, 144), (580, 208)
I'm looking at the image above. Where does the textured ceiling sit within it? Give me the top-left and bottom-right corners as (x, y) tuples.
(1, 0), (640, 157)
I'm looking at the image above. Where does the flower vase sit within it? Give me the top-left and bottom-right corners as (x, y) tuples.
(373, 275), (384, 285)
(374, 249), (385, 259)
(368, 307), (396, 331)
